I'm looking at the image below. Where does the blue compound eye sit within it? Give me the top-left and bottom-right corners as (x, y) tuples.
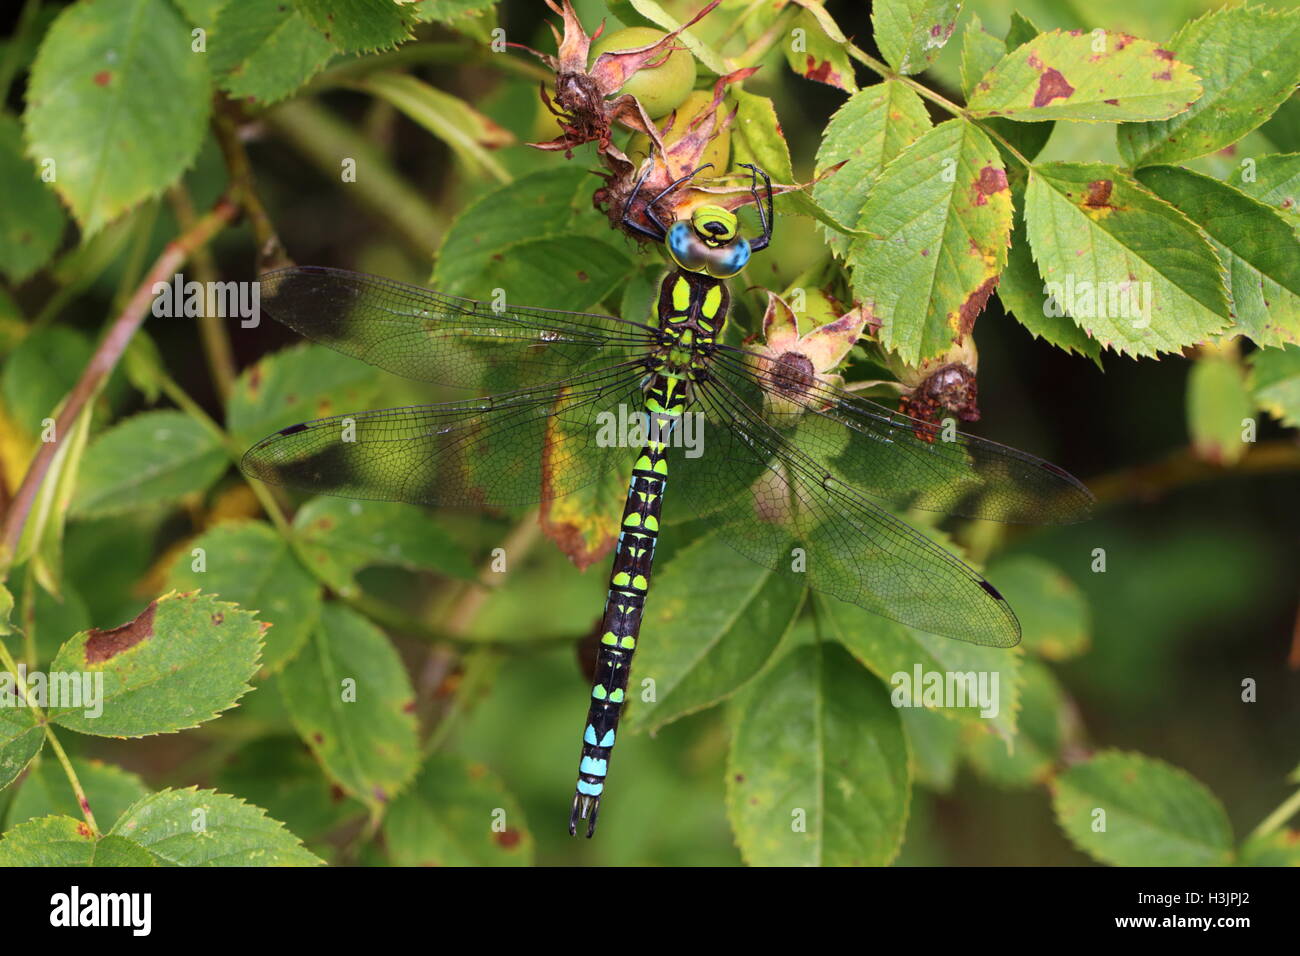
(705, 238), (751, 278)
(667, 221), (707, 271)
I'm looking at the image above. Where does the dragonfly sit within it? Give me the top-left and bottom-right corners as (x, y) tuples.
(241, 162), (1093, 838)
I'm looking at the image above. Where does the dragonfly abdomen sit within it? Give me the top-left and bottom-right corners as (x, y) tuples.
(569, 373), (682, 837)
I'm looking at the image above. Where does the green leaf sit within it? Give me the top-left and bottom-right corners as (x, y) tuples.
(383, 754), (534, 865)
(167, 521), (321, 672)
(1052, 750), (1233, 866)
(729, 87), (795, 183)
(111, 788), (323, 865)
(872, 0), (962, 75)
(967, 28), (1200, 123)
(813, 78), (931, 256)
(958, 15), (1054, 161)
(0, 815), (154, 866)
(1239, 829), (1300, 866)
(1229, 153), (1300, 235)
(623, 530), (805, 734)
(353, 73), (512, 182)
(998, 182), (1103, 360)
(783, 5), (856, 92)
(71, 410), (228, 518)
(1024, 162), (1229, 357)
(0, 705), (43, 792)
(1248, 344), (1300, 427)
(432, 167), (633, 306)
(0, 114), (64, 282)
(294, 0), (415, 53)
(227, 342), (381, 449)
(47, 590), (263, 736)
(985, 554), (1090, 660)
(277, 603), (420, 811)
(20, 402), (92, 595)
(1, 326), (92, 437)
(818, 593), (1023, 741)
(23, 0), (211, 234)
(215, 734), (365, 848)
(1136, 165), (1300, 347)
(1186, 353), (1255, 466)
(411, 0), (497, 26)
(1117, 6), (1300, 168)
(900, 706), (959, 791)
(850, 118), (1012, 364)
(292, 496), (475, 597)
(962, 658), (1063, 788)
(726, 642), (909, 866)
(209, 0), (336, 105)
(8, 757), (149, 830)
(960, 15), (1006, 99)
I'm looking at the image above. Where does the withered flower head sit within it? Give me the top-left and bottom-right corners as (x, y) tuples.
(893, 340), (982, 441)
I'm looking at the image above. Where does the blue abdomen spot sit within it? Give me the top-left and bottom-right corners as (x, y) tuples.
(584, 724), (598, 746)
(577, 779), (604, 796)
(599, 729), (615, 748)
(580, 755), (609, 777)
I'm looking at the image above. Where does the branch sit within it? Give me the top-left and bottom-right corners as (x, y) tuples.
(0, 194), (239, 573)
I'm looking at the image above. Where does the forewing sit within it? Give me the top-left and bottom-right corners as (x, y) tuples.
(258, 266), (656, 391)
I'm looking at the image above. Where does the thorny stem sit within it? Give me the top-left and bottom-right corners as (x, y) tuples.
(0, 194), (240, 576)
(848, 46), (1034, 170)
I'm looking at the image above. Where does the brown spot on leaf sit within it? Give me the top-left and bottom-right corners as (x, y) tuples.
(85, 601), (157, 664)
(211, 612), (224, 625)
(971, 165), (1008, 206)
(958, 277), (999, 335)
(576, 270), (589, 282)
(93, 71), (111, 87)
(76, 822), (94, 838)
(1033, 69), (1075, 108)
(1152, 70), (1172, 81)
(804, 56), (840, 87)
(495, 829), (523, 850)
(1104, 98), (1120, 106)
(1027, 52), (1043, 70)
(1154, 48), (1174, 61)
(1084, 179), (1114, 208)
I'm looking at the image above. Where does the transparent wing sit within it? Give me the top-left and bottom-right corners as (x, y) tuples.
(241, 359), (648, 508)
(668, 368), (1021, 646)
(710, 344), (1093, 524)
(258, 266), (657, 391)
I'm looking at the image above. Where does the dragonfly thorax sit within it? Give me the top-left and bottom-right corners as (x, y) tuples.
(653, 269), (728, 377)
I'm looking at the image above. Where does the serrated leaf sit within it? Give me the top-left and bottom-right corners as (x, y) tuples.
(1230, 153), (1300, 236)
(0, 815), (155, 866)
(1248, 344), (1300, 427)
(818, 593), (1022, 740)
(729, 87), (795, 183)
(1117, 6), (1300, 167)
(783, 5), (856, 92)
(0, 704), (43, 792)
(47, 590), (263, 736)
(1, 326), (92, 437)
(872, 0), (961, 75)
(959, 15), (1054, 161)
(168, 521), (321, 671)
(813, 79), (931, 256)
(209, 0), (336, 105)
(962, 658), (1062, 787)
(71, 410), (228, 518)
(540, 394), (623, 571)
(900, 706), (959, 791)
(1052, 750), (1233, 866)
(623, 530), (805, 734)
(111, 788), (323, 865)
(0, 114), (64, 282)
(1186, 353), (1255, 466)
(353, 73), (512, 181)
(23, 0), (210, 234)
(1137, 164), (1300, 347)
(967, 28), (1201, 123)
(8, 757), (149, 830)
(998, 182), (1103, 360)
(411, 0), (497, 26)
(432, 167), (630, 304)
(277, 603), (419, 811)
(726, 642), (909, 866)
(849, 118), (1012, 364)
(1024, 162), (1230, 357)
(985, 554), (1090, 660)
(383, 754), (534, 866)
(292, 497), (475, 597)
(227, 342), (382, 449)
(294, 0), (415, 53)
(960, 15), (1006, 99)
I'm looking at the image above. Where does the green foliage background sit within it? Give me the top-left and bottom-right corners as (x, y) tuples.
(0, 0), (1296, 867)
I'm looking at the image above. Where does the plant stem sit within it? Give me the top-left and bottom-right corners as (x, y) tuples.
(0, 194), (239, 577)
(1247, 784), (1300, 845)
(43, 727), (99, 836)
(167, 187), (238, 402)
(213, 103), (288, 272)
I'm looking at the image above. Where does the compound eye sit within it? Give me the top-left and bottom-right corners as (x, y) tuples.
(705, 238), (751, 278)
(667, 221), (708, 270)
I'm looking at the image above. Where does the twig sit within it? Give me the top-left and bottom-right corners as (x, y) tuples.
(213, 102), (289, 273)
(0, 194), (239, 574)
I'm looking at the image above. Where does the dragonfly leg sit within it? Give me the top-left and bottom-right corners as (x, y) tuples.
(738, 163), (774, 252)
(622, 160), (667, 242)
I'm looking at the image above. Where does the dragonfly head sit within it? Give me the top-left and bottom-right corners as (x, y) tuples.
(666, 207), (751, 279)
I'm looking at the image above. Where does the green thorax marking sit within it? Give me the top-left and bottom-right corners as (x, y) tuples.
(653, 269), (729, 378)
